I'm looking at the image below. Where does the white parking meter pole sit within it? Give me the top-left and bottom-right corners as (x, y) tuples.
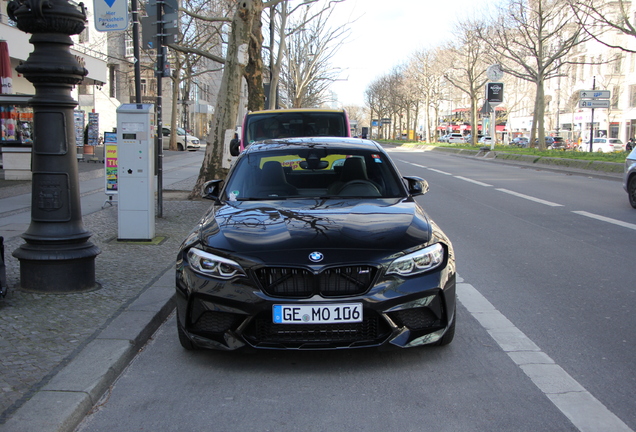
(589, 76), (596, 152)
(486, 81), (504, 151)
(489, 105), (496, 151)
(485, 65), (504, 151)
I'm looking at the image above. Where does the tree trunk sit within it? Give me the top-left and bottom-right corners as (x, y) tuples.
(189, 0), (255, 199)
(246, 0), (264, 112)
(535, 77), (547, 150)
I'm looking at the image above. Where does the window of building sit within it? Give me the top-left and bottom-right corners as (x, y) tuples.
(612, 86), (620, 108)
(614, 55), (623, 74)
(108, 65), (117, 98)
(610, 123), (619, 138)
(78, 26), (89, 44)
(125, 36), (134, 58)
(629, 85), (636, 107)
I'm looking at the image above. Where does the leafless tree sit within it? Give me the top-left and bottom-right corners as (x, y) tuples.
(342, 104), (370, 135)
(176, 0), (352, 197)
(479, 0), (589, 149)
(186, 0), (268, 198)
(444, 20), (492, 146)
(264, 0), (346, 109)
(569, 0), (636, 53)
(164, 0), (226, 150)
(276, 2), (349, 108)
(365, 77), (392, 140)
(408, 47), (448, 142)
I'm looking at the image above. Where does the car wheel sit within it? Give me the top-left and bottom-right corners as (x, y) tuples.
(177, 314), (198, 350)
(177, 143), (185, 151)
(629, 177), (636, 209)
(435, 307), (456, 346)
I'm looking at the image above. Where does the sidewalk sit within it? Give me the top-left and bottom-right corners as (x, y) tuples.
(0, 151), (211, 432)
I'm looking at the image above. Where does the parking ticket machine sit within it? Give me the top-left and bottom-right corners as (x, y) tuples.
(116, 104), (155, 240)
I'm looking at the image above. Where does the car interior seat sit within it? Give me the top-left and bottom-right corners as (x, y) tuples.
(254, 161), (298, 198)
(327, 158), (380, 196)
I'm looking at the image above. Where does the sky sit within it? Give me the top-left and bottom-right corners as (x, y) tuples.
(327, 0), (498, 106)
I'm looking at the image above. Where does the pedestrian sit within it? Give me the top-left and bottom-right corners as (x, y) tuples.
(627, 137), (634, 152)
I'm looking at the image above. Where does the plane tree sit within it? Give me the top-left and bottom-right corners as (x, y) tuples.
(478, 0), (589, 149)
(443, 19), (491, 146)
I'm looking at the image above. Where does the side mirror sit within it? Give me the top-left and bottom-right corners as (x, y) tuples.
(229, 138), (240, 156)
(403, 176), (429, 196)
(202, 179), (223, 200)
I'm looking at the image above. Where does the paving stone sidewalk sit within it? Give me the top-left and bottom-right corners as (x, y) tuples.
(0, 162), (211, 426)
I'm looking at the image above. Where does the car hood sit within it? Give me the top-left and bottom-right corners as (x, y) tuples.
(194, 198), (433, 265)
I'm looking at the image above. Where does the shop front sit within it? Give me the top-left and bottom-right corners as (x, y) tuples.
(1, 94), (33, 179)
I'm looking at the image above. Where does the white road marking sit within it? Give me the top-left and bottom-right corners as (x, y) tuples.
(457, 278), (633, 432)
(496, 188), (563, 207)
(427, 168), (452, 176)
(572, 211), (636, 231)
(454, 176), (493, 187)
(399, 157), (635, 231)
(409, 163), (427, 169)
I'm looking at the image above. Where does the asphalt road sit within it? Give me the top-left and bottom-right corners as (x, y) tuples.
(74, 149), (636, 432)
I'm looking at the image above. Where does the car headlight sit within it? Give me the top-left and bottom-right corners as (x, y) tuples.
(387, 243), (444, 276)
(187, 248), (246, 279)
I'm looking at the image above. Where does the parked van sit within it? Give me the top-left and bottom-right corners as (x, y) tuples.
(231, 108), (351, 155)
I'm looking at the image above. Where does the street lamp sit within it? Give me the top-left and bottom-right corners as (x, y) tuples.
(7, 0), (100, 292)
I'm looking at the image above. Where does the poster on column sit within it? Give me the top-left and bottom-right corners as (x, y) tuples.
(104, 132), (118, 194)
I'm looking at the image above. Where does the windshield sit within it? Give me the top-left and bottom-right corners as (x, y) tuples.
(224, 147), (406, 200)
(245, 112), (347, 145)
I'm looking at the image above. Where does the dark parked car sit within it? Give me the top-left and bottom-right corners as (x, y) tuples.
(547, 136), (566, 149)
(512, 136), (529, 147)
(175, 137), (457, 351)
(533, 136), (565, 149)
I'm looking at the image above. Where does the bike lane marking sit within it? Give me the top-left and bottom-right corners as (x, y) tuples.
(457, 276), (633, 432)
(572, 211), (636, 231)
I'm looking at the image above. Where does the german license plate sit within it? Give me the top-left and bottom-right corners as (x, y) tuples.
(273, 304), (363, 324)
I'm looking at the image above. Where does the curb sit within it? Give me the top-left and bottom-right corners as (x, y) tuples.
(0, 268), (176, 432)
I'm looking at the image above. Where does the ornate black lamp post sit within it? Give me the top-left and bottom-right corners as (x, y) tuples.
(7, 0), (100, 292)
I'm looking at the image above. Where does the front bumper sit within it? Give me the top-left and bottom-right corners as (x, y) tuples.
(175, 262), (456, 351)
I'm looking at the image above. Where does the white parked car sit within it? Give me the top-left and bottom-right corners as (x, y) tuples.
(584, 138), (624, 153)
(479, 136), (494, 144)
(448, 133), (466, 144)
(162, 127), (201, 151)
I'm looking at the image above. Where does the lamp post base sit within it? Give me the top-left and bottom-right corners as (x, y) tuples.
(13, 242), (101, 292)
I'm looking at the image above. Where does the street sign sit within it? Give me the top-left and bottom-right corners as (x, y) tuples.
(148, 0), (178, 15)
(93, 0), (129, 32)
(579, 90), (610, 99)
(579, 99), (610, 108)
(141, 15), (178, 48)
(486, 82), (504, 105)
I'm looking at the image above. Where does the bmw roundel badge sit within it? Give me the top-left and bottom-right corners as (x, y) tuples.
(309, 251), (324, 262)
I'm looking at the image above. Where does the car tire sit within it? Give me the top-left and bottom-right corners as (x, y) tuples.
(435, 307), (456, 346)
(177, 143), (185, 151)
(629, 177), (636, 209)
(177, 314), (198, 350)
